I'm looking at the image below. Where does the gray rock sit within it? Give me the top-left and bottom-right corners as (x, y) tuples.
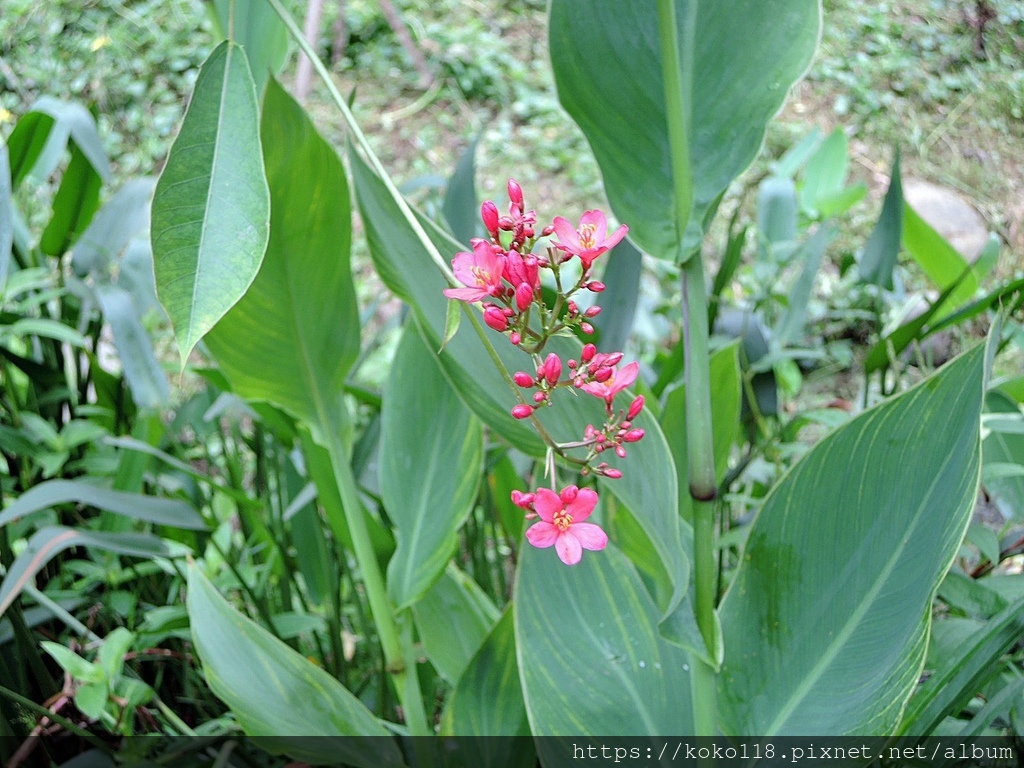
(903, 178), (988, 262)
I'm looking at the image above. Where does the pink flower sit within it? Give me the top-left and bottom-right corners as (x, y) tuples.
(581, 361), (639, 407)
(525, 486), (607, 565)
(552, 210), (628, 270)
(443, 240), (507, 302)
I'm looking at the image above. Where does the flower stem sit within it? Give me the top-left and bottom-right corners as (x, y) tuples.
(657, 0), (719, 737)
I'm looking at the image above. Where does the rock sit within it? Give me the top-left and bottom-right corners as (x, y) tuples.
(902, 178), (989, 262)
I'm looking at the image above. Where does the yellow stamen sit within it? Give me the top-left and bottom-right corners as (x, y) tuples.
(553, 509), (573, 532)
(579, 224), (597, 250)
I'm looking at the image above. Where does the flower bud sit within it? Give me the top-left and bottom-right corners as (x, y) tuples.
(615, 445), (627, 458)
(567, 359), (577, 369)
(510, 332), (521, 345)
(604, 352), (624, 367)
(580, 322), (594, 334)
(515, 282), (533, 312)
(511, 404), (534, 419)
(586, 281), (606, 293)
(567, 300), (578, 315)
(627, 395), (644, 420)
(513, 372), (534, 388)
(543, 353), (562, 386)
(581, 344), (596, 362)
(511, 490), (535, 509)
(559, 485), (579, 504)
(594, 367), (613, 383)
(533, 391), (547, 403)
(584, 305), (602, 318)
(498, 215), (514, 231)
(483, 304), (508, 332)
(481, 200), (500, 233)
(622, 428), (645, 443)
(541, 224), (555, 237)
(604, 467), (623, 479)
(507, 178), (523, 206)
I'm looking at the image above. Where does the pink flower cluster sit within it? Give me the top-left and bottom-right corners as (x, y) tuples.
(442, 180), (643, 566)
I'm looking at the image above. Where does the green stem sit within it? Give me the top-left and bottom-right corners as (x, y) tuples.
(658, 0), (719, 737)
(322, 428), (429, 735)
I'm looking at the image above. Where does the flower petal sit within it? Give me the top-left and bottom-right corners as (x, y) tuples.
(566, 487), (599, 521)
(579, 209), (608, 234)
(552, 216), (582, 252)
(610, 361), (640, 395)
(526, 521), (559, 548)
(450, 251), (477, 285)
(570, 522), (608, 551)
(443, 286), (487, 301)
(533, 487), (562, 522)
(555, 531), (583, 565)
(604, 223), (629, 249)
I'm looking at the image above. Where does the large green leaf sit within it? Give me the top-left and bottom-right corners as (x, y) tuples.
(205, 77), (358, 443)
(515, 543), (694, 742)
(549, 0), (820, 259)
(0, 527), (175, 618)
(719, 342), (986, 735)
(40, 144), (103, 256)
(382, 324), (483, 608)
(211, 0), (290, 94)
(983, 390), (1024, 519)
(151, 41), (270, 366)
(186, 565), (402, 765)
(350, 151), (688, 617)
(0, 479), (204, 530)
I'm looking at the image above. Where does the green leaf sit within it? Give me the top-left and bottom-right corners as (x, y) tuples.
(93, 284), (170, 409)
(75, 681), (109, 721)
(757, 176), (798, 262)
(350, 150), (688, 617)
(41, 642), (104, 684)
(151, 41), (270, 367)
(549, 0), (820, 259)
(40, 143), (103, 256)
(441, 608), (533, 748)
(774, 223), (835, 346)
(983, 390), (1024, 518)
(0, 527), (174, 618)
(205, 77), (357, 445)
(71, 178), (155, 276)
(0, 479), (205, 530)
(593, 237), (642, 354)
(8, 98), (110, 187)
(515, 543), (694, 741)
(186, 565), (402, 766)
(719, 342), (986, 735)
(382, 324), (483, 608)
(859, 148), (903, 289)
(412, 565), (498, 683)
(799, 128), (849, 218)
(211, 0), (289, 94)
(902, 203), (982, 314)
(898, 597), (1024, 736)
(97, 627), (134, 681)
(442, 136), (480, 246)
(0, 143), (12, 290)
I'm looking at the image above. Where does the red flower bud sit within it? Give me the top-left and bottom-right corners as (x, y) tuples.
(586, 281), (606, 293)
(515, 282), (533, 311)
(605, 352), (624, 367)
(513, 372), (534, 388)
(604, 468), (623, 479)
(559, 485), (579, 504)
(584, 305), (602, 318)
(544, 353), (562, 386)
(511, 404), (534, 419)
(567, 359), (578, 369)
(483, 304), (508, 332)
(507, 178), (523, 206)
(510, 332), (521, 345)
(511, 490), (535, 509)
(481, 200), (499, 233)
(615, 445), (627, 458)
(594, 367), (613, 383)
(627, 395), (644, 420)
(533, 391), (547, 403)
(622, 428), (645, 443)
(567, 300), (578, 315)
(541, 224), (555, 237)
(580, 322), (594, 334)
(498, 215), (514, 231)
(581, 344), (596, 362)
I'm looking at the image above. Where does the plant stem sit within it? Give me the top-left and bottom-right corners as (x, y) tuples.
(657, 0), (719, 736)
(323, 428), (429, 735)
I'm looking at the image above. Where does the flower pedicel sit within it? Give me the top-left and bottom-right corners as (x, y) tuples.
(443, 180), (645, 565)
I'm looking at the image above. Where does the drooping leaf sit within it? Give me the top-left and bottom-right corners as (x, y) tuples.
(350, 149), (688, 617)
(186, 565), (402, 766)
(0, 527), (175, 618)
(413, 565), (498, 684)
(593, 237), (642, 353)
(0, 479), (204, 530)
(205, 77), (357, 444)
(151, 41), (270, 366)
(72, 178), (155, 276)
(515, 543), (694, 743)
(382, 324), (483, 608)
(40, 144), (103, 256)
(903, 202), (985, 316)
(859, 149), (903, 289)
(93, 284), (170, 409)
(719, 342), (986, 735)
(7, 98), (110, 188)
(549, 0), (820, 259)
